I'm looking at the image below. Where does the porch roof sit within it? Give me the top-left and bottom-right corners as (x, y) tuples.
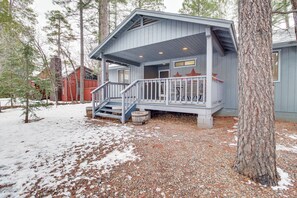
(89, 9), (238, 66)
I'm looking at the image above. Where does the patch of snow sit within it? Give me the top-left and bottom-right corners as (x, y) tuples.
(287, 134), (297, 140)
(272, 168), (293, 191)
(0, 103), (143, 197)
(227, 129), (237, 133)
(229, 143), (237, 147)
(276, 145), (297, 153)
(92, 145), (140, 174)
(156, 187), (161, 192)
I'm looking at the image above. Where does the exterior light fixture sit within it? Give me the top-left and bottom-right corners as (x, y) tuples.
(139, 55), (143, 58)
(159, 51), (164, 55)
(182, 47), (188, 51)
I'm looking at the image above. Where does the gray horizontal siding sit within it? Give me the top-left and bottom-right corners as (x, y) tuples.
(105, 19), (206, 54)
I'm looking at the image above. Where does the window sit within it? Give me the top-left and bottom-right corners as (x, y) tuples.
(174, 59), (196, 68)
(272, 51), (280, 82)
(118, 69), (129, 83)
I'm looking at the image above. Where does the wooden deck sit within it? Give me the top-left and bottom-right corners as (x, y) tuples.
(91, 76), (224, 128)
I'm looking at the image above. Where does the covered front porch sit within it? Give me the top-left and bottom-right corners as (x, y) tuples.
(89, 9), (237, 128)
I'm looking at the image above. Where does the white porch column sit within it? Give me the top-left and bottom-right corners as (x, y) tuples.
(101, 53), (106, 84)
(205, 27), (213, 109)
(197, 27), (214, 129)
(101, 53), (106, 100)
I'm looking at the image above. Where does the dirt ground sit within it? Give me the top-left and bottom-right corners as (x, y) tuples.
(27, 113), (297, 197)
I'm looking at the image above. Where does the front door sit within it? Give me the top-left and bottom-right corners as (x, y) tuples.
(159, 70), (170, 99)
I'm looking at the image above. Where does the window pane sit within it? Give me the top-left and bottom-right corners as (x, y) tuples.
(124, 70), (129, 83)
(118, 70), (124, 83)
(174, 59), (196, 67)
(175, 61), (185, 67)
(185, 60), (195, 66)
(118, 69), (129, 83)
(272, 52), (279, 81)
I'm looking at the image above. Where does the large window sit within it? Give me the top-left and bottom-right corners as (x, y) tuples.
(118, 69), (129, 83)
(272, 51), (280, 82)
(174, 59), (196, 68)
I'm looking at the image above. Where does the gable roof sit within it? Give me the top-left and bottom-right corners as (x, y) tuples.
(89, 9), (238, 59)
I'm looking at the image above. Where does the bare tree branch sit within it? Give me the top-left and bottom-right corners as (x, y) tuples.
(272, 9), (297, 14)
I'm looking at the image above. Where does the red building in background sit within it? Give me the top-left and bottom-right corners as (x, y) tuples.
(62, 67), (98, 102)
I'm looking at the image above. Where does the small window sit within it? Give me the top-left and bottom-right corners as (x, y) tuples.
(118, 69), (129, 83)
(272, 51), (280, 82)
(174, 59), (196, 68)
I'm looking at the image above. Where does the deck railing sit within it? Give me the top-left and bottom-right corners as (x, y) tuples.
(91, 81), (129, 117)
(137, 76), (208, 105)
(120, 80), (140, 122)
(212, 77), (224, 105)
(92, 76), (224, 120)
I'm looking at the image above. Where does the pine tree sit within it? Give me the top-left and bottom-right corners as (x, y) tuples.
(0, 0), (46, 122)
(236, 0), (278, 186)
(44, 10), (75, 58)
(53, 0), (93, 103)
(131, 0), (165, 11)
(179, 0), (225, 18)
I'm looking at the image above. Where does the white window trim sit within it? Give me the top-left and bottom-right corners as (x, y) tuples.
(158, 69), (170, 78)
(273, 49), (281, 83)
(173, 58), (197, 68)
(117, 69), (130, 83)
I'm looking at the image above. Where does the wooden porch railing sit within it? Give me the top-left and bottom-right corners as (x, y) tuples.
(91, 81), (129, 117)
(137, 76), (208, 105)
(92, 76), (224, 121)
(212, 77), (224, 105)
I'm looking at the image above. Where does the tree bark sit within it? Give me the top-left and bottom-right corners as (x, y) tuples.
(99, 0), (109, 84)
(79, 0), (85, 103)
(235, 0), (278, 186)
(25, 49), (29, 123)
(57, 17), (61, 58)
(291, 0), (297, 40)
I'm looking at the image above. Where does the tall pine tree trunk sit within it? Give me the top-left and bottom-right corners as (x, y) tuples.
(235, 0), (278, 186)
(99, 0), (109, 84)
(25, 49), (29, 123)
(284, 0), (290, 29)
(291, 0), (297, 40)
(79, 0), (85, 103)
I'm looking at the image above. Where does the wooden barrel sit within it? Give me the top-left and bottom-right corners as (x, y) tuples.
(86, 107), (92, 118)
(131, 111), (149, 125)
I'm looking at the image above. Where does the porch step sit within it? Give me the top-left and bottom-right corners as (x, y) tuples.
(94, 101), (123, 121)
(95, 112), (122, 120)
(100, 108), (122, 114)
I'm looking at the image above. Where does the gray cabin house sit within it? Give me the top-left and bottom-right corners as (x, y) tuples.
(89, 9), (297, 128)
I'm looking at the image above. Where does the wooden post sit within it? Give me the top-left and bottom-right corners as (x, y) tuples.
(101, 53), (106, 100)
(92, 93), (95, 118)
(206, 27), (213, 109)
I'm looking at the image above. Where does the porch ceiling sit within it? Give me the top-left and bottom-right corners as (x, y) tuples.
(106, 33), (208, 65)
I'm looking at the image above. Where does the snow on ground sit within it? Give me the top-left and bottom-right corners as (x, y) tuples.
(272, 168), (293, 191)
(0, 104), (142, 197)
(276, 144), (297, 153)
